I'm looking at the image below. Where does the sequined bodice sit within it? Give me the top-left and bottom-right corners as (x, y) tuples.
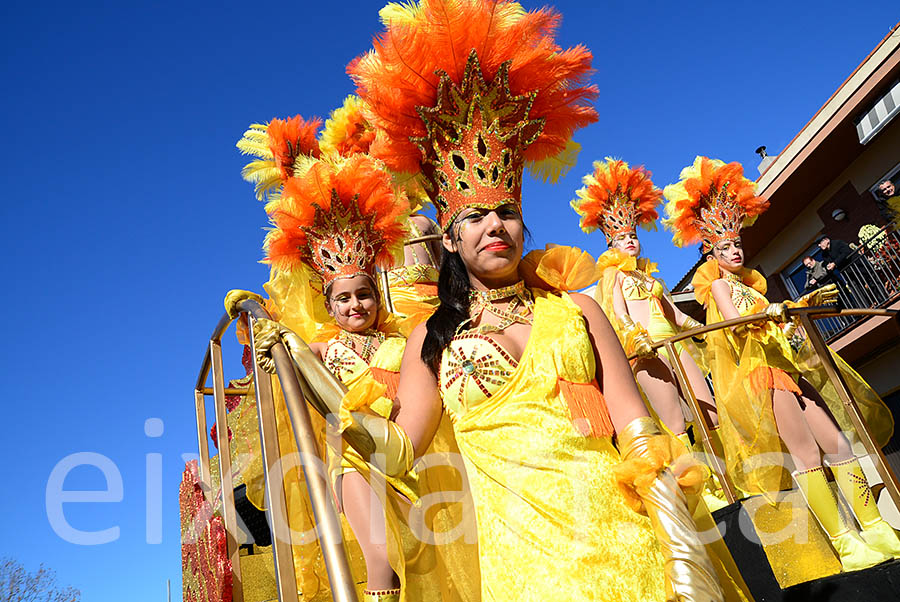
(724, 273), (767, 315)
(621, 271), (664, 301)
(322, 340), (369, 385)
(439, 332), (519, 418)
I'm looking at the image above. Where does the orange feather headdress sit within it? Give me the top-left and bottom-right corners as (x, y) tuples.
(319, 95), (376, 158)
(349, 0), (598, 230)
(236, 115), (323, 200)
(571, 158), (662, 243)
(264, 154), (411, 289)
(663, 156), (769, 252)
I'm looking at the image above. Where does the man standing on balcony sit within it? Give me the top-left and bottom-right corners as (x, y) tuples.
(819, 236), (857, 306)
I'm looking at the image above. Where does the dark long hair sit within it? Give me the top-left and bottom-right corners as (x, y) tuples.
(421, 250), (471, 374)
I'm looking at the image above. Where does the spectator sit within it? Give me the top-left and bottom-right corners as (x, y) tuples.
(802, 255), (830, 292)
(818, 236), (854, 272)
(877, 179), (900, 224)
(818, 236), (857, 306)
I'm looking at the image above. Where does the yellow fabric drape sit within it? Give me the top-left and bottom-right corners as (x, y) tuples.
(444, 289), (668, 600)
(240, 265), (479, 601)
(692, 260), (893, 497)
(593, 249), (708, 370)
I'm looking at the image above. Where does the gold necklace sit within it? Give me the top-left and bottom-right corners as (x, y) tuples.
(337, 329), (384, 363)
(462, 281), (534, 334)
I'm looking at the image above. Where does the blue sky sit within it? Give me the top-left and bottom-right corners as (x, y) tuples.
(2, 1), (898, 600)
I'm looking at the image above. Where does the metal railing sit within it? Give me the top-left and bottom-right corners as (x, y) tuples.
(190, 235), (442, 602)
(194, 301), (358, 602)
(629, 307), (900, 514)
(807, 225), (900, 340)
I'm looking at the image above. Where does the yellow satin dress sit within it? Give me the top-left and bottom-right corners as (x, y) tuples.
(692, 260), (894, 496)
(438, 288), (667, 601)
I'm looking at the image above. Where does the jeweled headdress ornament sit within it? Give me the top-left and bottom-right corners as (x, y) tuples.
(349, 0), (598, 231)
(663, 156), (769, 252)
(570, 158), (662, 243)
(236, 115), (322, 201)
(264, 154), (411, 288)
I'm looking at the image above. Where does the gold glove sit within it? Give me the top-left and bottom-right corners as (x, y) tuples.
(251, 318), (414, 478)
(224, 289), (265, 319)
(764, 302), (788, 323)
(618, 417), (724, 602)
(620, 314), (656, 359)
(790, 284), (839, 308)
(680, 316), (706, 342)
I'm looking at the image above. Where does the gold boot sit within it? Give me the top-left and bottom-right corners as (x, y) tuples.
(793, 466), (889, 572)
(364, 588), (401, 602)
(828, 457), (900, 558)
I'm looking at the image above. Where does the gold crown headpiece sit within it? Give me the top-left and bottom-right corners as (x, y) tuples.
(663, 156), (769, 252)
(349, 0), (598, 231)
(571, 158), (661, 243)
(264, 154), (411, 289)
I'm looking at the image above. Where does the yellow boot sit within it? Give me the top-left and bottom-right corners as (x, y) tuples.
(364, 588), (400, 602)
(793, 466), (889, 572)
(678, 429), (728, 512)
(828, 457), (900, 558)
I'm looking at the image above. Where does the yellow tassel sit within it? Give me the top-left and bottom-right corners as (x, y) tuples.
(558, 378), (614, 438)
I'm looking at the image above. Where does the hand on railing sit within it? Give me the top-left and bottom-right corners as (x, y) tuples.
(620, 315), (656, 359)
(251, 318), (294, 374)
(789, 284), (839, 308)
(224, 289), (265, 319)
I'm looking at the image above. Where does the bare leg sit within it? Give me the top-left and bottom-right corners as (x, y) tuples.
(633, 356), (687, 435)
(339, 471), (399, 590)
(678, 349), (719, 428)
(772, 388), (822, 471)
(796, 378), (854, 463)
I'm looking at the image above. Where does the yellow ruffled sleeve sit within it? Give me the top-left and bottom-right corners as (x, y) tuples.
(520, 245), (600, 292)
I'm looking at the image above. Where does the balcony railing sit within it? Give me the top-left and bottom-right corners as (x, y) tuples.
(805, 224), (900, 341)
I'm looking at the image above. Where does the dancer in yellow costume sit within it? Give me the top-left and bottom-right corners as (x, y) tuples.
(664, 155), (900, 572)
(572, 158), (727, 511)
(336, 2), (756, 600)
(233, 114), (478, 601)
(319, 94), (443, 316)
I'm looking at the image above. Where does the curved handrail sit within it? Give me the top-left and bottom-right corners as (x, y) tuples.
(193, 299), (359, 602)
(625, 306), (900, 509)
(630, 307), (898, 355)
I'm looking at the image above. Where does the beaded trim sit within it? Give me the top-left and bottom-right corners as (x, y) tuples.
(335, 329), (385, 364)
(441, 332), (518, 410)
(464, 281), (534, 334)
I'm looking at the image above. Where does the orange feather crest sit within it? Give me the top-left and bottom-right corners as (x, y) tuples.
(319, 95), (376, 158)
(663, 156), (769, 251)
(264, 154), (411, 287)
(571, 158), (661, 242)
(237, 115), (323, 200)
(349, 0), (598, 229)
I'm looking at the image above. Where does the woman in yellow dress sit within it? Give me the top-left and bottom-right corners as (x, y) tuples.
(571, 159), (722, 470)
(337, 2), (750, 600)
(317, 95), (444, 316)
(664, 155), (900, 572)
(236, 108), (472, 600)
